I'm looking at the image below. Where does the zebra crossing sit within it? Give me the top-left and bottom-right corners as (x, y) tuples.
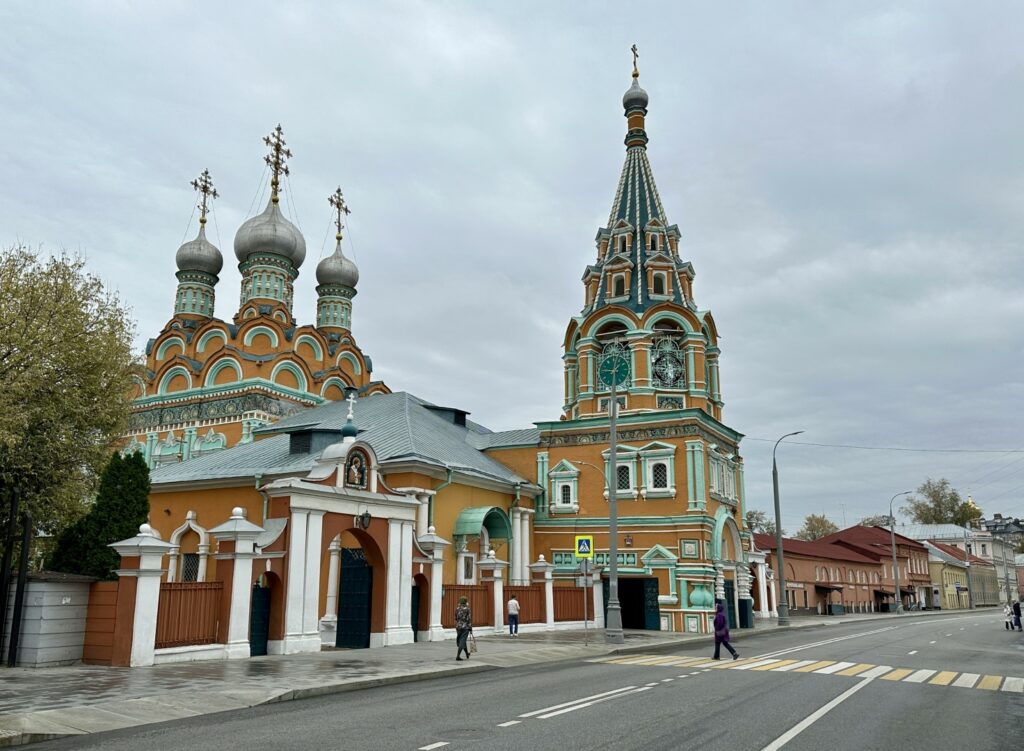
(594, 654), (1024, 693)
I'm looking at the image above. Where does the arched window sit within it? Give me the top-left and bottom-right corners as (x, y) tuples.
(650, 234), (659, 251)
(596, 323), (631, 391)
(617, 464), (631, 491)
(652, 273), (666, 295)
(651, 320), (686, 390)
(651, 462), (668, 489)
(619, 236), (627, 253)
(560, 485), (572, 505)
(613, 276), (626, 297)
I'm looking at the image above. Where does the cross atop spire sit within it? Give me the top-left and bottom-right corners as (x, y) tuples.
(328, 187), (351, 242)
(631, 44), (639, 79)
(190, 169), (218, 226)
(263, 124), (292, 204)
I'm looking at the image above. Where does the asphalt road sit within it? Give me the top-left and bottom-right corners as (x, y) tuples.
(36, 611), (1024, 751)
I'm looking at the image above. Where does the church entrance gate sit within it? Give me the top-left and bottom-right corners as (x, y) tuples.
(337, 548), (373, 649)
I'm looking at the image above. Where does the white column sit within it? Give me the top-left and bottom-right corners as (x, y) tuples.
(398, 520), (414, 637)
(109, 524), (176, 668)
(714, 563), (725, 601)
(385, 518), (414, 645)
(768, 575), (778, 617)
(510, 508), (522, 585)
(418, 525), (451, 642)
(530, 556), (556, 630)
(492, 564), (505, 634)
(197, 542), (210, 582)
(592, 570), (605, 628)
(166, 546), (180, 583)
(756, 562), (770, 618)
(520, 510), (532, 584)
(301, 511), (324, 642)
(283, 509), (309, 651)
(320, 536), (341, 645)
(416, 494), (429, 538)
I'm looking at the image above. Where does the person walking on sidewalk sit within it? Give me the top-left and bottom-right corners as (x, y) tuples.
(712, 602), (739, 661)
(507, 594), (521, 637)
(455, 596), (473, 660)
(1013, 600), (1023, 632)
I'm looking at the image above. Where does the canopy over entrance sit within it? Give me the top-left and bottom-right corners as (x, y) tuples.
(453, 506), (512, 539)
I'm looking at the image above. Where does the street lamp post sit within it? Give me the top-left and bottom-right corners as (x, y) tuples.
(605, 375), (624, 644)
(772, 430), (803, 626)
(889, 491), (912, 615)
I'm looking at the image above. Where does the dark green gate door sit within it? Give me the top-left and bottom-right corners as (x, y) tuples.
(337, 548), (372, 649)
(723, 579), (737, 629)
(250, 584), (271, 656)
(643, 578), (661, 630)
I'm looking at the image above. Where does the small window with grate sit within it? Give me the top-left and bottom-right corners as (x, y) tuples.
(651, 462), (668, 489)
(617, 464), (631, 491)
(181, 553), (200, 582)
(560, 484), (572, 505)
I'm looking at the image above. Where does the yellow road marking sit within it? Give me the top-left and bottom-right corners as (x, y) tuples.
(929, 671), (957, 686)
(711, 658), (762, 669)
(881, 668), (914, 681)
(752, 659), (799, 671)
(794, 660), (834, 673)
(836, 663), (875, 677)
(977, 675), (1003, 690)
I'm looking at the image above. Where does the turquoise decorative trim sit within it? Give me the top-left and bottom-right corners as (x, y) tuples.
(242, 325), (280, 348)
(337, 351), (362, 375)
(270, 360), (309, 392)
(642, 310), (696, 334)
(679, 539), (700, 559)
(203, 357), (242, 387)
(711, 506), (743, 562)
(157, 366), (193, 395)
(536, 451), (549, 518)
(319, 376), (349, 397)
(134, 377), (325, 408)
(156, 337), (186, 361)
(534, 408), (744, 443)
(294, 334), (324, 361)
(196, 329), (227, 353)
(534, 514), (713, 527)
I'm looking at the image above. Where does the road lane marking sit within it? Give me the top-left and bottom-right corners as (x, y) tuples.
(758, 678), (875, 751)
(690, 671), (702, 675)
(733, 659), (782, 671)
(859, 665), (893, 679)
(753, 659), (799, 671)
(662, 678), (674, 682)
(881, 668), (914, 681)
(929, 640), (936, 644)
(794, 661), (835, 673)
(419, 744), (449, 750)
(904, 669), (936, 683)
(815, 662), (856, 675)
(755, 626), (898, 660)
(519, 686), (638, 718)
(836, 663), (874, 677)
(1001, 677), (1024, 693)
(977, 675), (1002, 690)
(907, 650), (918, 655)
(712, 658), (763, 669)
(771, 660), (817, 672)
(645, 682), (659, 687)
(945, 633), (952, 637)
(929, 671), (957, 686)
(497, 721), (520, 728)
(953, 673), (979, 688)
(537, 686), (653, 719)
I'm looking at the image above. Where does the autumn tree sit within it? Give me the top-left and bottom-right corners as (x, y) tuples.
(901, 478), (982, 527)
(0, 246), (137, 536)
(49, 451), (151, 579)
(794, 513), (839, 541)
(860, 514), (894, 527)
(745, 509), (781, 536)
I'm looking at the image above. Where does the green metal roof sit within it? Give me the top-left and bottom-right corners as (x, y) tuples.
(453, 506), (512, 539)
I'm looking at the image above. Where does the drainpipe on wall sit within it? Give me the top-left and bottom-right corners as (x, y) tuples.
(254, 473), (267, 525)
(431, 468), (455, 527)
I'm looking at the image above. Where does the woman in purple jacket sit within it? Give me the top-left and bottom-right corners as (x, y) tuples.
(712, 602), (739, 660)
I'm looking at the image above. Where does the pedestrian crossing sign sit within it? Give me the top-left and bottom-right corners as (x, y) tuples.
(575, 535), (594, 559)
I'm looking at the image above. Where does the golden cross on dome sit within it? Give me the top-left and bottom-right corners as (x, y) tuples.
(631, 44), (639, 78)
(328, 187), (351, 241)
(263, 124), (292, 204)
(190, 169), (218, 226)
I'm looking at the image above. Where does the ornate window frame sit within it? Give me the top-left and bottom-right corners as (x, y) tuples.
(637, 441), (676, 500)
(601, 445), (640, 501)
(548, 460), (580, 514)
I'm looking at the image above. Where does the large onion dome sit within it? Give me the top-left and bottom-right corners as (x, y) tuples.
(316, 242), (359, 288)
(233, 198), (307, 268)
(175, 225), (223, 276)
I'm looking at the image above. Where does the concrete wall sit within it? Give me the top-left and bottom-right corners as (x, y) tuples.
(3, 576), (94, 667)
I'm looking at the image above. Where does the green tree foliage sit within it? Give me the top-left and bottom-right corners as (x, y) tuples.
(901, 478), (982, 527)
(49, 452), (151, 579)
(794, 513), (839, 541)
(0, 246), (137, 535)
(860, 514), (895, 527)
(744, 509), (780, 536)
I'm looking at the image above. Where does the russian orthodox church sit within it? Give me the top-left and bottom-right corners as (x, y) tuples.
(125, 126), (388, 467)
(132, 54), (754, 654)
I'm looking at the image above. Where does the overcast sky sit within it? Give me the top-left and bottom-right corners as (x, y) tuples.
(3, 2), (1023, 530)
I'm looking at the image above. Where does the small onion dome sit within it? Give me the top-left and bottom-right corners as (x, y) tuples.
(233, 198), (307, 268)
(622, 77), (649, 111)
(175, 224), (223, 276)
(341, 415), (358, 439)
(316, 241), (359, 288)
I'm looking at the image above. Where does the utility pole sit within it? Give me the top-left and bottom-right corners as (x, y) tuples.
(963, 526), (974, 609)
(889, 491), (912, 614)
(1001, 542), (1012, 605)
(772, 431), (803, 626)
(605, 374), (623, 644)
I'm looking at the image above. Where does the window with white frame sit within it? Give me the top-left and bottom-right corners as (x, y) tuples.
(616, 464), (631, 491)
(602, 447), (638, 499)
(548, 460), (580, 512)
(708, 451), (738, 503)
(458, 553), (476, 584)
(650, 462), (669, 490)
(637, 442), (676, 499)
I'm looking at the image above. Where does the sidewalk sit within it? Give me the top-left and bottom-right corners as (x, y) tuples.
(0, 608), (979, 747)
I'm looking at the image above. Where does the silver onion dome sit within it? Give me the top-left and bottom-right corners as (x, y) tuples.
(622, 77), (649, 111)
(175, 225), (223, 276)
(233, 198), (307, 268)
(316, 242), (359, 288)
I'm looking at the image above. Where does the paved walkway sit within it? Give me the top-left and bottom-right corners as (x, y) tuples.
(0, 609), (967, 747)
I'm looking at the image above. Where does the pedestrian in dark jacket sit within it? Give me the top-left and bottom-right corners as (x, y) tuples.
(712, 602), (739, 660)
(455, 597), (473, 660)
(1013, 600), (1022, 632)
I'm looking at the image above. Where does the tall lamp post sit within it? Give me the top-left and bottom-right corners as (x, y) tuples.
(889, 490), (912, 614)
(772, 430), (803, 626)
